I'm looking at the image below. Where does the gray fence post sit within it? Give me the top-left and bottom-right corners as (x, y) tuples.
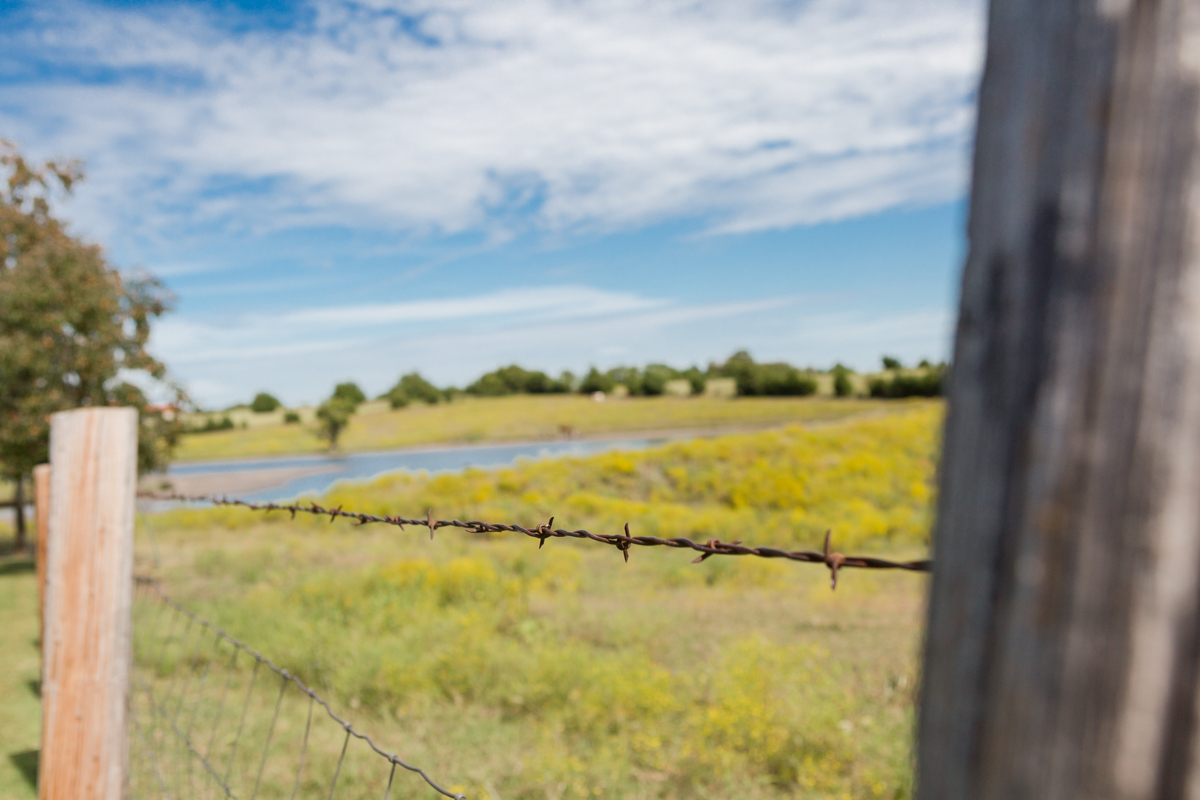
(918, 1), (1200, 797)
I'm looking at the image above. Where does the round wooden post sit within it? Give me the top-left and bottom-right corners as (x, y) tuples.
(918, 1), (1200, 798)
(34, 463), (50, 649)
(39, 408), (138, 800)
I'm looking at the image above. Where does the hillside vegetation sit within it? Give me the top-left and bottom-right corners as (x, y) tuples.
(122, 403), (940, 799)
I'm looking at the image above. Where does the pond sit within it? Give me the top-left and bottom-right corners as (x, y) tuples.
(163, 435), (676, 503)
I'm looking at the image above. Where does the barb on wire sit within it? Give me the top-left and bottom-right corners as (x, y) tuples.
(140, 492), (931, 588)
(133, 575), (467, 800)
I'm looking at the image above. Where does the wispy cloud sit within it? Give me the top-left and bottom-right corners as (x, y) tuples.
(278, 286), (666, 327)
(1, 0), (984, 246)
(152, 285), (677, 366)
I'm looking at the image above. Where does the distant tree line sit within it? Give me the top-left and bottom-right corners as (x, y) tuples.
(223, 351), (951, 419)
(450, 351), (822, 399)
(196, 352), (949, 450)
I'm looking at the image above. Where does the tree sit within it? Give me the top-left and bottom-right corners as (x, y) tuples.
(465, 365), (568, 397)
(250, 392), (281, 413)
(578, 367), (614, 394)
(718, 350), (759, 395)
(385, 372), (442, 408)
(332, 381), (366, 407)
(641, 364), (679, 396)
(715, 351), (816, 396)
(756, 363), (817, 396)
(832, 364), (853, 397)
(681, 366), (706, 395)
(605, 366), (643, 395)
(0, 139), (178, 549)
(880, 355), (902, 370)
(315, 397), (355, 449)
(868, 364), (945, 398)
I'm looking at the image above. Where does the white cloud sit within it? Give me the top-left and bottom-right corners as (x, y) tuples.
(1, 0), (985, 246)
(152, 285), (676, 366)
(278, 286), (665, 327)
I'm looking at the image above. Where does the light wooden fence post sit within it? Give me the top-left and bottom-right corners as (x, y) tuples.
(39, 408), (138, 800)
(34, 463), (50, 651)
(918, 1), (1200, 797)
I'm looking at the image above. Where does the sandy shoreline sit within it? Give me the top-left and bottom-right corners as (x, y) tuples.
(154, 413), (891, 497)
(140, 464), (341, 497)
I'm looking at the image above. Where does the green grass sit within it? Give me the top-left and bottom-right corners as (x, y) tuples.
(0, 531), (39, 800)
(131, 537), (926, 800)
(174, 395), (900, 462)
(0, 405), (937, 798)
(127, 405), (937, 798)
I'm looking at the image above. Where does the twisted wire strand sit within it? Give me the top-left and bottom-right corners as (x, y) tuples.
(143, 492), (931, 588)
(134, 576), (466, 800)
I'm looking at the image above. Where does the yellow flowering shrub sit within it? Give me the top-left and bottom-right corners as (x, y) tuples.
(141, 405), (937, 798)
(181, 402), (939, 553)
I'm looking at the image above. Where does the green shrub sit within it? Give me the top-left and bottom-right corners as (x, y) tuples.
(682, 366), (707, 395)
(185, 415), (234, 434)
(833, 365), (853, 398)
(283, 411), (301, 424)
(869, 364), (947, 398)
(316, 397), (356, 448)
(760, 364), (818, 396)
(881, 356), (902, 371)
(250, 392), (281, 413)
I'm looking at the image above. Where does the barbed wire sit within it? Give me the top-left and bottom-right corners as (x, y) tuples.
(140, 492), (930, 589)
(132, 575), (466, 800)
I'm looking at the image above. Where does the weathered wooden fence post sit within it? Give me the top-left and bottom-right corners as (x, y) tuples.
(918, 0), (1200, 797)
(39, 408), (138, 800)
(34, 463), (50, 650)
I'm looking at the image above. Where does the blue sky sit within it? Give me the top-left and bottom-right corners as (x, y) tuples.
(0, 0), (985, 407)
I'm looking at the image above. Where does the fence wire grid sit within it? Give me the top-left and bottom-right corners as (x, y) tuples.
(143, 492), (931, 589)
(128, 576), (465, 800)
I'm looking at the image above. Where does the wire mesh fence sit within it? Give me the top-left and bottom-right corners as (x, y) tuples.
(125, 488), (932, 798)
(129, 576), (464, 800)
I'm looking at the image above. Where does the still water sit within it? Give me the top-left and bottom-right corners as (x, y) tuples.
(166, 436), (671, 503)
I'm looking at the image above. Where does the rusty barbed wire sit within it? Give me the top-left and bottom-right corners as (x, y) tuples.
(133, 575), (466, 800)
(139, 492), (930, 589)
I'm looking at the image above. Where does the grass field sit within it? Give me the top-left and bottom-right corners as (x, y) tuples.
(0, 541), (39, 799)
(1, 401), (939, 799)
(174, 395), (902, 462)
